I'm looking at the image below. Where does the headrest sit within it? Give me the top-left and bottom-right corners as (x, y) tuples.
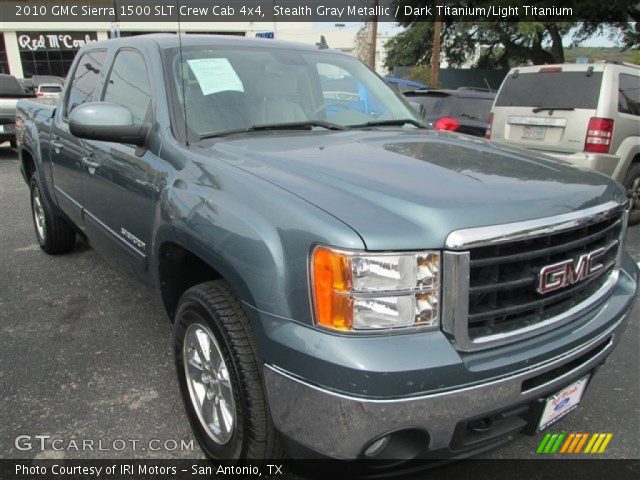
(259, 64), (300, 97)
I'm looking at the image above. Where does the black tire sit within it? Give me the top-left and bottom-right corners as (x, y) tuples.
(29, 175), (76, 254)
(623, 162), (640, 226)
(173, 280), (281, 460)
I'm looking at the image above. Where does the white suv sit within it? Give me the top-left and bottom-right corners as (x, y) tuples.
(488, 62), (640, 224)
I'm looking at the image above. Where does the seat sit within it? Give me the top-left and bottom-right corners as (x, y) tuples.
(253, 74), (307, 125)
(184, 84), (250, 135)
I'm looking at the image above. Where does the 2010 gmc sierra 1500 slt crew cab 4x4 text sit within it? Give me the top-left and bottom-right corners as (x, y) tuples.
(16, 35), (639, 462)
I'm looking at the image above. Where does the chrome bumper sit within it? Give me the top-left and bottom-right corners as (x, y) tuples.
(264, 302), (633, 459)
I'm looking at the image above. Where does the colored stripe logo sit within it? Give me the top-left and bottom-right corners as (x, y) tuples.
(537, 433), (613, 454)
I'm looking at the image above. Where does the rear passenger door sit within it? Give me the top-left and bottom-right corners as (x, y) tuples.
(81, 48), (158, 274)
(50, 49), (107, 227)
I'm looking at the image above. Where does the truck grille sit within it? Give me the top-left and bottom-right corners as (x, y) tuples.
(466, 211), (623, 339)
(442, 202), (627, 351)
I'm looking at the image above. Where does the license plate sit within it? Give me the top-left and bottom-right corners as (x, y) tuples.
(522, 125), (546, 141)
(538, 376), (589, 431)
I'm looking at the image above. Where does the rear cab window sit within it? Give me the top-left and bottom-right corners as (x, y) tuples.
(495, 70), (603, 110)
(64, 50), (108, 117)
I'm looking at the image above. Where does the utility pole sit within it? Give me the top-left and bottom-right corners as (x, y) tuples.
(430, 13), (442, 87)
(368, 0), (379, 71)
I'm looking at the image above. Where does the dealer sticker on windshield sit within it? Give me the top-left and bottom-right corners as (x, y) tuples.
(538, 376), (589, 431)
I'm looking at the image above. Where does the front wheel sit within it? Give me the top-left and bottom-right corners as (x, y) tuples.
(173, 280), (281, 460)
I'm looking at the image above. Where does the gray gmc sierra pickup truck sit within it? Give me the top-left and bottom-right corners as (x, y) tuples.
(16, 34), (638, 461)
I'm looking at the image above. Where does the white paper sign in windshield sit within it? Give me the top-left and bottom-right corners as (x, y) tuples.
(187, 58), (244, 96)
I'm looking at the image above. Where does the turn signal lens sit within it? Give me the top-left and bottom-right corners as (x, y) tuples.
(312, 247), (353, 330)
(311, 247), (440, 332)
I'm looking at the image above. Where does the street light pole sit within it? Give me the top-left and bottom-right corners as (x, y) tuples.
(369, 0), (379, 71)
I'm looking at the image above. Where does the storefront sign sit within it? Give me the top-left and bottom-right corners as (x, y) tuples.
(17, 32), (98, 52)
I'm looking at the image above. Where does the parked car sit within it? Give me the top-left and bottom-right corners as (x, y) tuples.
(488, 62), (640, 225)
(404, 87), (495, 137)
(19, 75), (65, 95)
(385, 76), (427, 93)
(36, 83), (63, 98)
(0, 74), (35, 147)
(16, 35), (638, 462)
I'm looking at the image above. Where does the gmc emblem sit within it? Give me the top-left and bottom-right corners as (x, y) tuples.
(537, 247), (606, 294)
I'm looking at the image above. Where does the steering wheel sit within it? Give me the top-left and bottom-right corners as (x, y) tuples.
(312, 102), (351, 118)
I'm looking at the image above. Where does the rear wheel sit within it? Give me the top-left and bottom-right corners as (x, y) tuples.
(29, 175), (76, 254)
(623, 162), (640, 226)
(173, 280), (281, 460)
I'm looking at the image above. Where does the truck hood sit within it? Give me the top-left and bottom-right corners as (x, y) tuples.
(202, 129), (626, 250)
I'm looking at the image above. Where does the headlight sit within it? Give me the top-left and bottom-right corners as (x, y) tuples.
(310, 246), (440, 332)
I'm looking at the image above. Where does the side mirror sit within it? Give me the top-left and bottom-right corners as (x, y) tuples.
(69, 102), (150, 146)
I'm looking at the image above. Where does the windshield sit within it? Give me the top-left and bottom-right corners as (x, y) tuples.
(0, 75), (26, 95)
(495, 71), (603, 109)
(165, 45), (422, 140)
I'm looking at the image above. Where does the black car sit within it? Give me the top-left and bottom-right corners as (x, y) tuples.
(404, 87), (495, 137)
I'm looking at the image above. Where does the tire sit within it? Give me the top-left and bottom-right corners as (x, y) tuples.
(623, 162), (640, 226)
(173, 280), (281, 460)
(29, 175), (76, 254)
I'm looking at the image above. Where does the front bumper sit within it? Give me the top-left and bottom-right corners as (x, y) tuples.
(262, 256), (638, 459)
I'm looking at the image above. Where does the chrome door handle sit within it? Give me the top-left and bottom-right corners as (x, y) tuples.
(82, 157), (101, 171)
(51, 140), (63, 153)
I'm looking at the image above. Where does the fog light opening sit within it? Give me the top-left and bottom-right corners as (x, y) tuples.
(364, 435), (390, 458)
(360, 429), (429, 462)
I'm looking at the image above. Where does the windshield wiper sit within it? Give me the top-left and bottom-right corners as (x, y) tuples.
(532, 106), (575, 113)
(200, 120), (348, 139)
(348, 119), (426, 129)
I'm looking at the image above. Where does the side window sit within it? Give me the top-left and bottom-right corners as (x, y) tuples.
(65, 50), (107, 117)
(103, 50), (152, 125)
(618, 74), (640, 116)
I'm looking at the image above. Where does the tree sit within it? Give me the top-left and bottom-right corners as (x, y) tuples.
(354, 24), (374, 64)
(385, 1), (637, 70)
(384, 22), (434, 71)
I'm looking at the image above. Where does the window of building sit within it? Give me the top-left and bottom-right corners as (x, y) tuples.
(0, 35), (9, 74)
(103, 50), (152, 124)
(17, 32), (97, 79)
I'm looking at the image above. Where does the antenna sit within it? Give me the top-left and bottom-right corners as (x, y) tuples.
(177, 0), (189, 146)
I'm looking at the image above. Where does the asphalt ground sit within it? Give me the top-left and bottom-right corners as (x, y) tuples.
(1, 145), (638, 462)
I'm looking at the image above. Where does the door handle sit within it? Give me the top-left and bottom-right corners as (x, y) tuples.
(82, 156), (101, 171)
(51, 139), (63, 153)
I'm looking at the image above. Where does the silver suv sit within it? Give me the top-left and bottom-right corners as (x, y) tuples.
(488, 62), (640, 224)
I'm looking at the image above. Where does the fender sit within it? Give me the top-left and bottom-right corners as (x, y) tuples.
(18, 109), (61, 216)
(612, 136), (640, 183)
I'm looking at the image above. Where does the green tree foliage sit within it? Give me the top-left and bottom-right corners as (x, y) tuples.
(384, 23), (435, 70)
(385, 1), (638, 70)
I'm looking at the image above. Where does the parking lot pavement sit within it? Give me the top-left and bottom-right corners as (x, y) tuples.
(1, 145), (638, 460)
